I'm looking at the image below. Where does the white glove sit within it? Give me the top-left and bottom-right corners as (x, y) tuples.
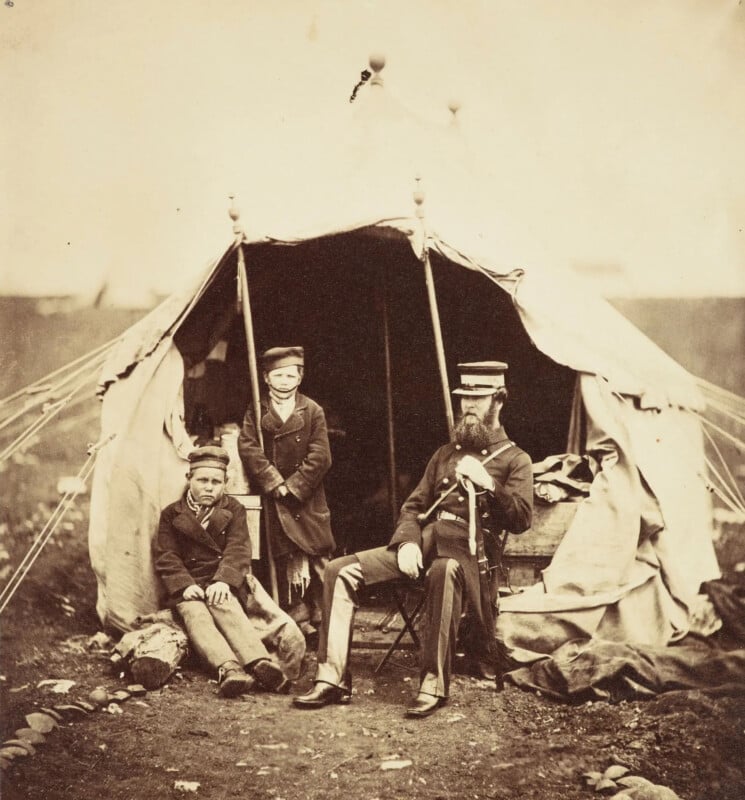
(455, 455), (496, 493)
(397, 542), (423, 579)
(205, 581), (230, 606)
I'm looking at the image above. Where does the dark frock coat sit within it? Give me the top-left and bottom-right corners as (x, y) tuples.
(153, 493), (253, 608)
(361, 426), (533, 636)
(237, 393), (334, 557)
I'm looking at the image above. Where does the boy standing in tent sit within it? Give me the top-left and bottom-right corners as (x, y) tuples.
(238, 346), (335, 643)
(153, 446), (289, 697)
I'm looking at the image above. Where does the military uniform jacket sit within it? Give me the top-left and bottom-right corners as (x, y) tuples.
(237, 393), (334, 556)
(389, 426), (533, 624)
(153, 493), (253, 608)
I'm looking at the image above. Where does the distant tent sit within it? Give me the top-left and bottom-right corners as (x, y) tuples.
(88, 62), (721, 661)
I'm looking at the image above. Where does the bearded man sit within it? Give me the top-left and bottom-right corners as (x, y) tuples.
(292, 361), (533, 718)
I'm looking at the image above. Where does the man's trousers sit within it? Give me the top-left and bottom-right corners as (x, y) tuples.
(177, 594), (270, 673)
(314, 546), (466, 698)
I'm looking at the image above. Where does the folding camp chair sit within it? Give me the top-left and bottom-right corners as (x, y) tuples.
(373, 528), (512, 674)
(373, 579), (426, 673)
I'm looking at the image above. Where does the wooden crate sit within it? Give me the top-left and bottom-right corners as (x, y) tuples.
(502, 501), (579, 587)
(229, 494), (262, 560)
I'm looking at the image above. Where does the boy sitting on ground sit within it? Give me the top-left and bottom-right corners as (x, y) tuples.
(153, 445), (287, 697)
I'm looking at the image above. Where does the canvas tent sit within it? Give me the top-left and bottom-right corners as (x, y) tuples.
(88, 62), (721, 661)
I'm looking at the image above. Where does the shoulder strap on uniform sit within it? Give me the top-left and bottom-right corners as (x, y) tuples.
(480, 441), (513, 467)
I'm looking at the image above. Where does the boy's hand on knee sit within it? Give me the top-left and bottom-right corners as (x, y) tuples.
(182, 584), (205, 601)
(397, 542), (423, 579)
(206, 581), (230, 606)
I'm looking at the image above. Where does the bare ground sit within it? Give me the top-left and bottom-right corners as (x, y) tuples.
(2, 451), (745, 800)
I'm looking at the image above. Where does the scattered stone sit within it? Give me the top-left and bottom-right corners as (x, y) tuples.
(3, 739), (36, 756)
(110, 690), (131, 703)
(37, 678), (76, 694)
(14, 729), (45, 745)
(615, 775), (682, 799)
(174, 780), (200, 793)
(53, 704), (89, 718)
(0, 746), (30, 760)
(89, 688), (110, 706)
(380, 759), (413, 770)
(604, 765), (630, 781)
(39, 707), (63, 722)
(25, 712), (58, 733)
(75, 700), (97, 712)
(596, 777), (618, 791)
(617, 776), (655, 790)
(105, 703), (123, 715)
(127, 684), (147, 697)
(0, 757), (11, 770)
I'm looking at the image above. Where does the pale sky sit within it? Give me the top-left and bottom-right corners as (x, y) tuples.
(1, 0), (744, 299)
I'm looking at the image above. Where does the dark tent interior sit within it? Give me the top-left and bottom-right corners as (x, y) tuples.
(174, 230), (576, 559)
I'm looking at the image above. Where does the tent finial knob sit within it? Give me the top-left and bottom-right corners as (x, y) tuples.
(413, 175), (425, 218)
(369, 53), (386, 85)
(448, 99), (461, 118)
(228, 195), (243, 236)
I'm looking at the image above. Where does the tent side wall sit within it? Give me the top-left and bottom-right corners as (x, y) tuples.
(498, 374), (719, 660)
(90, 340), (189, 630)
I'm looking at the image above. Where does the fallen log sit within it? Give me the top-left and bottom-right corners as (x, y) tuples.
(112, 614), (188, 690)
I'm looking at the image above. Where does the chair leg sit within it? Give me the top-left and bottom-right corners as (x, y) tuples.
(374, 588), (425, 673)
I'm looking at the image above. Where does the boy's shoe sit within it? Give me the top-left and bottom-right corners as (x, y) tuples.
(248, 658), (287, 693)
(218, 661), (255, 698)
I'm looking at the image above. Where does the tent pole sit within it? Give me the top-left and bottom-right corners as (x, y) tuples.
(236, 242), (279, 604)
(381, 264), (398, 527)
(422, 245), (455, 440)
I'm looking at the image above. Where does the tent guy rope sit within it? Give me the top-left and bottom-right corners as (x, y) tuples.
(0, 435), (115, 616)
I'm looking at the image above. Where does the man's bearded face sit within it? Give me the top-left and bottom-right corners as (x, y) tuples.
(454, 395), (498, 450)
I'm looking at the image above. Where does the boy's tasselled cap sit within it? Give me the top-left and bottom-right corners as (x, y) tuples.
(452, 361), (508, 396)
(262, 346), (304, 372)
(188, 446), (230, 471)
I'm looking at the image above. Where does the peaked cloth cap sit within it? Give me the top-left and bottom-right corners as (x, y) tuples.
(188, 445), (230, 472)
(261, 346), (305, 372)
(452, 361), (508, 397)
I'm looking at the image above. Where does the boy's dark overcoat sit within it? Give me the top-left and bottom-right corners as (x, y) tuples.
(238, 393), (334, 556)
(153, 493), (252, 607)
